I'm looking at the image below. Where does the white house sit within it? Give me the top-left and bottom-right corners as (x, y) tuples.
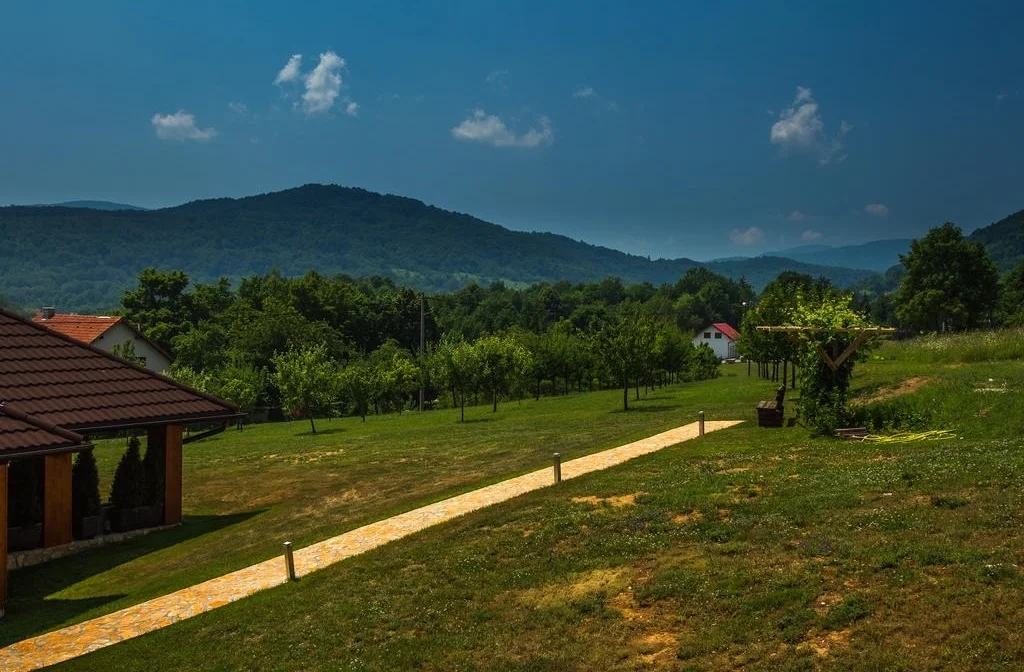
(693, 322), (740, 359)
(33, 308), (173, 373)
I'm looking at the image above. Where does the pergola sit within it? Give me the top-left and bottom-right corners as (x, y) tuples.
(756, 326), (896, 371)
(0, 308), (240, 617)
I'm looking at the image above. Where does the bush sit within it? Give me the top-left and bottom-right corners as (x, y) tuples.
(8, 458), (41, 527)
(852, 398), (932, 432)
(685, 344), (720, 382)
(110, 437), (146, 510)
(71, 450), (101, 518)
(142, 438), (165, 507)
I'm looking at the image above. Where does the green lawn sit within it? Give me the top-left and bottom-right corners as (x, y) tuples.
(18, 335), (1024, 670)
(4, 365), (761, 647)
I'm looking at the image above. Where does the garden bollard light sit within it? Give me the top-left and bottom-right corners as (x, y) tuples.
(699, 410), (705, 437)
(283, 541), (296, 582)
(553, 453), (562, 484)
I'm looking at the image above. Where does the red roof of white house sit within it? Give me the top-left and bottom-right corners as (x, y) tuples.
(32, 313), (122, 343)
(712, 323), (741, 341)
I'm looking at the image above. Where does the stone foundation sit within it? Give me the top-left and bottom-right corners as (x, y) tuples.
(8, 524), (179, 570)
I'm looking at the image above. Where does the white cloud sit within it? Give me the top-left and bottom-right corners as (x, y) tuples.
(302, 51), (344, 114)
(451, 109), (554, 148)
(787, 210), (807, 221)
(151, 111), (217, 141)
(485, 69), (509, 89)
(865, 203), (889, 217)
(996, 91), (1007, 102)
(274, 54), (303, 85)
(770, 87), (849, 165)
(572, 85), (618, 112)
(228, 101), (248, 114)
(345, 101), (359, 117)
(729, 227), (764, 246)
(801, 229), (823, 241)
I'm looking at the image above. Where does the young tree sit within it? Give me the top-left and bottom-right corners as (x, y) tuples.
(272, 344), (337, 433)
(120, 268), (194, 352)
(1000, 260), (1024, 327)
(218, 363), (267, 416)
(597, 311), (657, 411)
(895, 223), (1000, 331)
(339, 359), (375, 422)
(474, 334), (532, 413)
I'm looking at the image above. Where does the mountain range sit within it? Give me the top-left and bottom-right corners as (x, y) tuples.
(1, 184), (1021, 312)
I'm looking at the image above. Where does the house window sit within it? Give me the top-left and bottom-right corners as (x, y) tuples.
(714, 333), (722, 339)
(703, 332), (711, 339)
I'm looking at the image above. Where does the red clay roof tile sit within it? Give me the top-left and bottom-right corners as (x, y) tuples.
(31, 313), (121, 343)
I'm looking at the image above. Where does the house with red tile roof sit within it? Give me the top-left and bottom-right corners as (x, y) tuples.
(33, 308), (172, 373)
(0, 308), (239, 618)
(694, 322), (741, 359)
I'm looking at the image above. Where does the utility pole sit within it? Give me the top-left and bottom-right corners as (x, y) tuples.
(419, 294), (425, 412)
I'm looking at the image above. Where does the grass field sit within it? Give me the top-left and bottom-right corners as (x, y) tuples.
(14, 332), (1024, 670)
(4, 367), (760, 647)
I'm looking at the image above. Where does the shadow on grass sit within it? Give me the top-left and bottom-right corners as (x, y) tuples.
(609, 403), (684, 415)
(460, 417), (498, 424)
(298, 428), (345, 437)
(2, 510), (262, 647)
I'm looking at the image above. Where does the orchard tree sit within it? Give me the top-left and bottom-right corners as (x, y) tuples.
(475, 334), (532, 413)
(339, 359), (375, 422)
(272, 344), (337, 433)
(895, 223), (1000, 331)
(428, 335), (480, 422)
(598, 311), (657, 411)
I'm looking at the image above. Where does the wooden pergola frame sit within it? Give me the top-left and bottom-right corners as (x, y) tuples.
(756, 326), (896, 372)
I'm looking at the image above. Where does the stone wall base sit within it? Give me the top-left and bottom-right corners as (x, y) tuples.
(8, 524), (180, 571)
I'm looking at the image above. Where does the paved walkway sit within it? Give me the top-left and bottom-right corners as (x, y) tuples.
(0, 420), (741, 671)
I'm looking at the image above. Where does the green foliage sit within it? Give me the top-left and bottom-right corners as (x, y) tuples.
(217, 363), (267, 415)
(895, 223), (1000, 332)
(338, 359), (376, 421)
(852, 397), (932, 432)
(71, 450), (102, 518)
(791, 292), (869, 435)
(167, 365), (215, 395)
(272, 344), (337, 433)
(686, 344), (720, 382)
(142, 438), (165, 507)
(968, 207), (1024, 272)
(427, 335), (481, 421)
(597, 310), (658, 410)
(473, 333), (533, 413)
(110, 437), (146, 510)
(368, 341), (422, 413)
(1000, 261), (1024, 327)
(110, 339), (144, 366)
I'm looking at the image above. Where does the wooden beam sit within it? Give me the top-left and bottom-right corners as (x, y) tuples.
(833, 333), (871, 369)
(815, 346), (840, 372)
(1, 462), (7, 618)
(43, 452), (72, 548)
(163, 425), (184, 525)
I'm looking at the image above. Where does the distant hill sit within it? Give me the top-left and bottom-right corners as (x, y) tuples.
(968, 208), (1024, 271)
(50, 200), (147, 211)
(0, 184), (876, 312)
(762, 239), (913, 272)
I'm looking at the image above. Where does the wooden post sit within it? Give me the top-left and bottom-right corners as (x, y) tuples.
(150, 425), (184, 525)
(1, 462), (7, 617)
(43, 452), (73, 547)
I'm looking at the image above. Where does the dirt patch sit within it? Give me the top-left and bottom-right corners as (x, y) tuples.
(636, 632), (678, 665)
(725, 484), (763, 504)
(715, 466), (751, 475)
(517, 567), (633, 609)
(857, 376), (932, 405)
(798, 629), (851, 657)
(671, 510), (704, 524)
(571, 493), (641, 508)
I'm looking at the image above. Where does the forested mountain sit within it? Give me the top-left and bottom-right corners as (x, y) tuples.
(969, 208), (1024, 271)
(49, 200), (147, 211)
(763, 239), (913, 272)
(0, 184), (876, 312)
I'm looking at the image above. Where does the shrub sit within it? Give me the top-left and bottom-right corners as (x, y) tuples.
(71, 450), (101, 518)
(852, 398), (932, 431)
(685, 344), (720, 382)
(110, 437), (146, 510)
(142, 438), (165, 507)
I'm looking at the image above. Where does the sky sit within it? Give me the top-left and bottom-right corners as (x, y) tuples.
(1, 1), (1022, 261)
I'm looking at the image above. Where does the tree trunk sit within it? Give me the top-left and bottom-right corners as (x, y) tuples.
(492, 390), (498, 413)
(460, 394), (465, 422)
(623, 379), (629, 411)
(536, 379), (541, 401)
(747, 360), (751, 376)
(782, 359), (788, 389)
(635, 379), (640, 401)
(309, 415), (317, 434)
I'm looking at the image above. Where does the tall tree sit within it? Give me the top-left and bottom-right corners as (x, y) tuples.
(120, 268), (193, 351)
(895, 223), (1000, 331)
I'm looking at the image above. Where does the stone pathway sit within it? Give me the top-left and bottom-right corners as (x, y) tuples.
(0, 420), (741, 671)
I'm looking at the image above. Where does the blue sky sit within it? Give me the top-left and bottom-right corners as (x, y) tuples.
(1, 1), (1022, 260)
